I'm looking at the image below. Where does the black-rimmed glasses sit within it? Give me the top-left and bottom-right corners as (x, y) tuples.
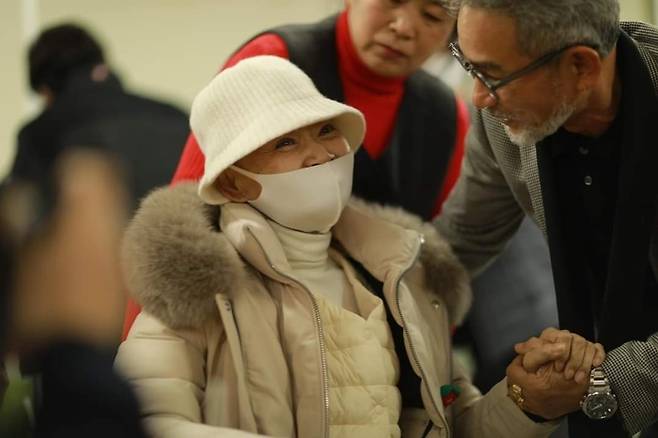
(449, 42), (585, 102)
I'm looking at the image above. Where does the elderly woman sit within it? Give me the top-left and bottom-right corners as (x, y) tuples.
(115, 56), (574, 438)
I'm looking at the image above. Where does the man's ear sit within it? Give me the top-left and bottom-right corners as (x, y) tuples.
(564, 46), (602, 93)
(214, 168), (261, 202)
(38, 86), (55, 107)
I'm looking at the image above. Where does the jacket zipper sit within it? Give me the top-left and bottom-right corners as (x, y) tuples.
(246, 228), (330, 438)
(394, 234), (449, 435)
(421, 419), (434, 438)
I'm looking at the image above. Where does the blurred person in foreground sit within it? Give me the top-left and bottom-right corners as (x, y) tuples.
(435, 0), (658, 436)
(115, 56), (605, 438)
(0, 150), (146, 438)
(10, 23), (189, 211)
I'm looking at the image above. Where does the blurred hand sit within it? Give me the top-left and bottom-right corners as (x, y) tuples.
(515, 327), (605, 384)
(8, 150), (128, 352)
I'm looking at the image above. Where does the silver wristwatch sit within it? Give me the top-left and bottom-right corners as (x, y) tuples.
(581, 366), (618, 420)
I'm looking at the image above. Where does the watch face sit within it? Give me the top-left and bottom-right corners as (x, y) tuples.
(583, 392), (618, 419)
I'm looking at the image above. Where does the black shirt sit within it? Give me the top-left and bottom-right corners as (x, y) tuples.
(546, 114), (622, 338)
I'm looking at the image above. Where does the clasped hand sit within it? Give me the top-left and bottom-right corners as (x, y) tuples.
(506, 327), (606, 420)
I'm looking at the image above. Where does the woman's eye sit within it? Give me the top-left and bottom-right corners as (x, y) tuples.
(274, 138), (296, 149)
(423, 12), (443, 23)
(318, 123), (336, 136)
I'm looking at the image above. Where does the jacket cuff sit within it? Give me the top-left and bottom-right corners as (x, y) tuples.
(488, 378), (560, 436)
(601, 334), (658, 435)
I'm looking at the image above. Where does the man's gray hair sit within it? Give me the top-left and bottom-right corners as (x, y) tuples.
(459, 0), (620, 57)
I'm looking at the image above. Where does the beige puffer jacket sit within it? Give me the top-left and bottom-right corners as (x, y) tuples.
(115, 183), (557, 438)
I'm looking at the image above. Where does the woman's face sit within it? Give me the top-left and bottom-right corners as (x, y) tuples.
(346, 0), (455, 77)
(215, 121), (350, 202)
(235, 120), (349, 174)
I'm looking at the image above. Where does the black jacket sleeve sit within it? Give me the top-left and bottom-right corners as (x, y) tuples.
(34, 342), (147, 438)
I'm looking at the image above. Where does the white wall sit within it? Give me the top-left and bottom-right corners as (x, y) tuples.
(620, 0), (654, 21)
(1, 0), (30, 179)
(0, 0), (653, 180)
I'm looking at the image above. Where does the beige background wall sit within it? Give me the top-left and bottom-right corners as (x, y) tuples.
(620, 0), (654, 21)
(0, 0), (654, 179)
(1, 0), (26, 179)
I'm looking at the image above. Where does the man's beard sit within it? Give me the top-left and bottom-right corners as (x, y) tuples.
(502, 99), (577, 147)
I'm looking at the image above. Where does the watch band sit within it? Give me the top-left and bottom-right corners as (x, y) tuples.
(589, 366), (611, 394)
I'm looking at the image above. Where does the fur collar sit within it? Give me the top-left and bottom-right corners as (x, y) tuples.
(122, 182), (471, 329)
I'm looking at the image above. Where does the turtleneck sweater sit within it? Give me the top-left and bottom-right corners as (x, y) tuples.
(267, 223), (401, 438)
(268, 220), (358, 313)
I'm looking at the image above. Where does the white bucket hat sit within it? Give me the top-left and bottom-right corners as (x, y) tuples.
(191, 55), (366, 205)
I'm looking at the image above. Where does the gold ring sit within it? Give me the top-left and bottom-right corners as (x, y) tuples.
(509, 383), (525, 409)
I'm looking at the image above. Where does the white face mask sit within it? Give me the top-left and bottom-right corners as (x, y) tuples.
(231, 152), (354, 233)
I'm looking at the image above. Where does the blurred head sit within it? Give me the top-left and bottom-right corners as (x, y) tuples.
(28, 23), (105, 98)
(346, 0), (459, 77)
(454, 0), (619, 146)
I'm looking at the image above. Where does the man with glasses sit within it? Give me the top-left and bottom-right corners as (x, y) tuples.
(435, 1), (658, 437)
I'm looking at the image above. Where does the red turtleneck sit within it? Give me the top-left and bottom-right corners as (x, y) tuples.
(334, 12), (405, 159)
(125, 11), (467, 339)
